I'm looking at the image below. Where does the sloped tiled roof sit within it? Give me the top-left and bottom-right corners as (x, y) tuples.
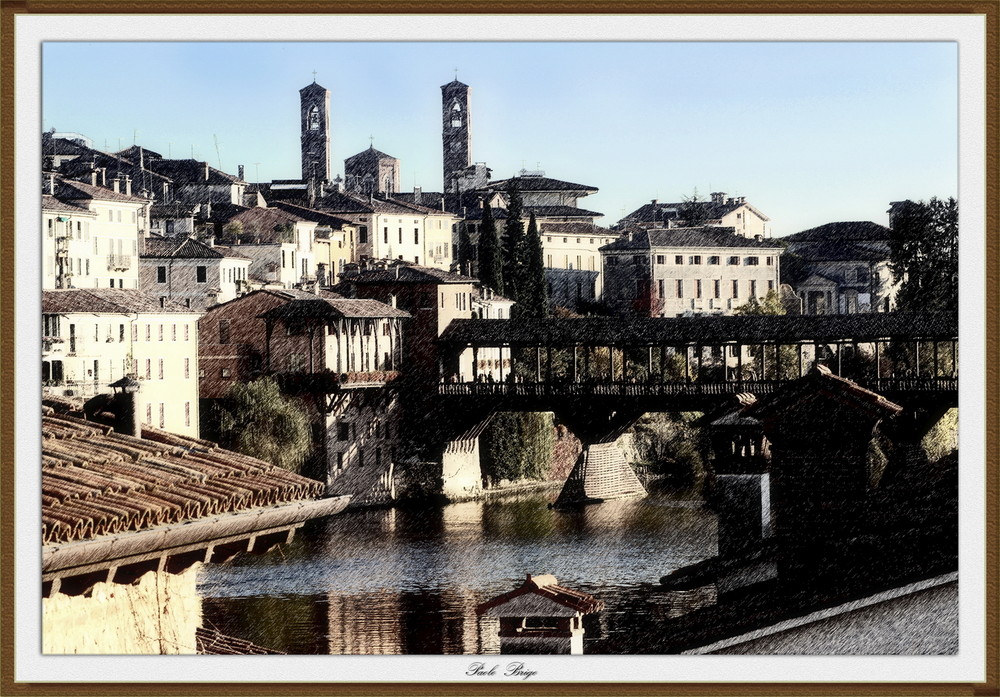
(43, 289), (196, 314)
(349, 264), (477, 285)
(525, 205), (604, 218)
(142, 236), (226, 259)
(602, 227), (782, 252)
(476, 574), (604, 615)
(623, 198), (770, 225)
(42, 195), (95, 216)
(784, 221), (892, 243)
(57, 178), (147, 204)
(482, 175), (598, 194)
(41, 411), (325, 545)
(786, 240), (888, 262)
(259, 296), (410, 321)
(148, 159), (243, 185)
(345, 146), (398, 165)
(273, 202), (354, 228)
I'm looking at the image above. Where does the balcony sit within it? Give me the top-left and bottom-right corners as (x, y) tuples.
(274, 369), (401, 395)
(107, 254), (132, 271)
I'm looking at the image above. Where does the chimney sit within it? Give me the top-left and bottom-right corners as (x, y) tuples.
(204, 162), (210, 181)
(124, 176), (132, 197)
(651, 199), (657, 205)
(238, 164), (245, 181)
(91, 169), (98, 186)
(112, 178), (120, 194)
(711, 192), (725, 204)
(414, 186), (422, 204)
(440, 197), (445, 212)
(100, 168), (107, 187)
(109, 377), (142, 438)
(48, 174), (55, 195)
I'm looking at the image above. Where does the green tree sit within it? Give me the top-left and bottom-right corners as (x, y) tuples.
(678, 189), (711, 227)
(212, 377), (312, 473)
(481, 411), (554, 482)
(518, 211), (549, 318)
(477, 202), (504, 294)
(889, 197), (958, 314)
(502, 179), (526, 304)
(733, 289), (786, 316)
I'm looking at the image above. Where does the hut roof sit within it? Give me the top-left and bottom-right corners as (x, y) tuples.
(476, 574), (604, 616)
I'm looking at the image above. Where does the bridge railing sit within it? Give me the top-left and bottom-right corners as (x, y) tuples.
(437, 377), (957, 399)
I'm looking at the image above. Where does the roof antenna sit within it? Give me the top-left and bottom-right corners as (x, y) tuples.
(213, 134), (223, 170)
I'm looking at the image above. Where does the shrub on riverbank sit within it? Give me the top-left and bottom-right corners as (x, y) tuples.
(481, 412), (555, 484)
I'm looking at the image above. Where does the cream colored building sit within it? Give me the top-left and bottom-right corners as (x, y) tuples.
(620, 192), (771, 239)
(601, 227), (783, 317)
(540, 222), (618, 310)
(43, 178), (149, 291)
(42, 289), (202, 437)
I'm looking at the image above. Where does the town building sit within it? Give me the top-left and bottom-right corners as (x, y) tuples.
(782, 221), (898, 315)
(619, 192), (771, 239)
(344, 146), (401, 197)
(539, 222), (618, 311)
(300, 80), (332, 184)
(43, 177), (150, 291)
(42, 289), (202, 437)
(211, 205), (319, 288)
(600, 227), (783, 317)
(140, 235), (251, 310)
(41, 397), (348, 654)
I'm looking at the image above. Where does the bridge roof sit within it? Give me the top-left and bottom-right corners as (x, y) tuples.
(438, 312), (957, 347)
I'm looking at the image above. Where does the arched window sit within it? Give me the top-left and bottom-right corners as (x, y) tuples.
(308, 105), (320, 130)
(451, 101), (462, 127)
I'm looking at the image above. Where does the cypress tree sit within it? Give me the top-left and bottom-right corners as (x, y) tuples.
(502, 179), (526, 305)
(457, 224), (474, 276)
(521, 211), (549, 318)
(476, 201), (503, 294)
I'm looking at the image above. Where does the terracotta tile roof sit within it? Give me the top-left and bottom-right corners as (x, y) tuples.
(41, 411), (325, 545)
(260, 296), (410, 321)
(476, 574), (605, 615)
(57, 178), (147, 204)
(349, 264), (476, 285)
(482, 175), (598, 193)
(42, 289), (196, 314)
(602, 227), (783, 252)
(273, 202), (354, 228)
(142, 236), (226, 259)
(148, 158), (244, 185)
(42, 195), (95, 216)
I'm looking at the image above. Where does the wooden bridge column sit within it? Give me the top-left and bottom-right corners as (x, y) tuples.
(736, 343), (744, 383)
(933, 341), (939, 377)
(472, 346), (479, 382)
(647, 346), (654, 377)
(609, 345), (617, 382)
(914, 340), (921, 376)
(535, 346), (542, 383)
(875, 340), (882, 380)
(572, 346), (579, 383)
(797, 343), (805, 378)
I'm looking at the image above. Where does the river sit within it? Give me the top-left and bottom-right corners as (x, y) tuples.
(197, 491), (718, 654)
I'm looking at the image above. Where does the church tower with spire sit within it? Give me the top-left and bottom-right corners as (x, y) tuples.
(441, 78), (472, 194)
(300, 79), (331, 183)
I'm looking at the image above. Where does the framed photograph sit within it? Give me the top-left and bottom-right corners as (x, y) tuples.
(3, 3), (995, 695)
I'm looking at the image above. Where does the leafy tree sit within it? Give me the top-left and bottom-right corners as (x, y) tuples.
(212, 377), (312, 473)
(678, 189), (711, 227)
(481, 411), (554, 482)
(518, 211), (549, 318)
(733, 289), (786, 316)
(476, 202), (504, 294)
(502, 179), (527, 304)
(889, 197), (958, 314)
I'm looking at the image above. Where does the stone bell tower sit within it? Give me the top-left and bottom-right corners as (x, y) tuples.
(300, 80), (331, 184)
(441, 79), (471, 194)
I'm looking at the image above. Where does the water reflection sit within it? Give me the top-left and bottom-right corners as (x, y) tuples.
(199, 492), (717, 654)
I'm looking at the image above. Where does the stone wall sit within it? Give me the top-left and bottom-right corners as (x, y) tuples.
(43, 566), (202, 654)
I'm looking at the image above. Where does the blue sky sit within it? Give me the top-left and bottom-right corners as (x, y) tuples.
(41, 41), (957, 236)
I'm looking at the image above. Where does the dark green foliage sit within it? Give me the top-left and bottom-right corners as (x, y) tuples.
(457, 224), (475, 276)
(481, 411), (554, 482)
(502, 180), (527, 304)
(476, 202), (503, 294)
(518, 212), (549, 319)
(733, 289), (786, 316)
(211, 377), (312, 473)
(627, 412), (706, 486)
(678, 190), (711, 226)
(889, 197), (958, 315)
(779, 250), (809, 287)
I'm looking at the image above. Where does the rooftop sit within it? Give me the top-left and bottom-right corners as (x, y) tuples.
(348, 264), (478, 286)
(482, 175), (598, 194)
(602, 227), (783, 252)
(259, 296), (410, 321)
(42, 289), (197, 315)
(477, 574), (605, 616)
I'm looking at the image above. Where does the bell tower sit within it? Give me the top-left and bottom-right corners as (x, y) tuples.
(441, 79), (471, 194)
(300, 80), (331, 184)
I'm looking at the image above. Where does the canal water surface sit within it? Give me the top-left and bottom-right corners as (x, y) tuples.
(198, 492), (717, 654)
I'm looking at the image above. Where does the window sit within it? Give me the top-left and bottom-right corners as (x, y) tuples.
(171, 324), (177, 341)
(632, 255), (644, 265)
(158, 403), (164, 428)
(196, 266), (207, 283)
(158, 359), (164, 380)
(696, 279), (703, 298)
(145, 404), (152, 424)
(746, 256), (759, 266)
(398, 228), (403, 244)
(119, 324), (125, 342)
(856, 267), (867, 283)
(714, 280), (721, 299)
(185, 402), (191, 427)
(383, 227), (389, 244)
(359, 226), (368, 244)
(546, 254), (553, 267)
(766, 256), (773, 266)
(732, 280), (740, 298)
(655, 255), (665, 264)
(337, 452), (344, 470)
(606, 256), (618, 266)
(689, 255), (702, 265)
(414, 228), (419, 244)
(158, 324), (164, 341)
(221, 368), (232, 378)
(675, 255), (684, 265)
(676, 279), (684, 298)
(132, 323), (138, 342)
(184, 325), (190, 341)
(184, 357), (190, 379)
(728, 256), (740, 265)
(219, 319), (231, 344)
(657, 279), (664, 298)
(750, 280), (758, 297)
(338, 423), (349, 441)
(43, 314), (60, 337)
(768, 280), (775, 292)
(145, 359), (151, 379)
(145, 324), (151, 341)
